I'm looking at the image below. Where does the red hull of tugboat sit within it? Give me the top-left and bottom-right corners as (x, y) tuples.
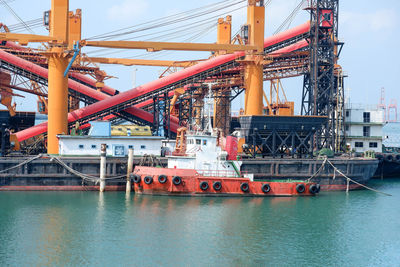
(133, 166), (318, 197)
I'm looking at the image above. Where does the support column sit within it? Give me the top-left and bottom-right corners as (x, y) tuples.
(47, 0), (69, 154)
(68, 9), (81, 111)
(47, 47), (69, 154)
(214, 16), (232, 135)
(244, 0), (265, 116)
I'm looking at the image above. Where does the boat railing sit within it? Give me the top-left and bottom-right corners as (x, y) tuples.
(197, 169), (245, 177)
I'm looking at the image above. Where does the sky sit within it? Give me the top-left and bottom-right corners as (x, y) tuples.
(1, 0), (400, 116)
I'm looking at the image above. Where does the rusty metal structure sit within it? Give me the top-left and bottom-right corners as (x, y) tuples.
(301, 0), (343, 151)
(0, 0), (345, 157)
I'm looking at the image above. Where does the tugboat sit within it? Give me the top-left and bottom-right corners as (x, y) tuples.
(132, 128), (320, 196)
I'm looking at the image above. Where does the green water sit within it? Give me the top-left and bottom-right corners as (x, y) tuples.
(1, 179), (400, 267)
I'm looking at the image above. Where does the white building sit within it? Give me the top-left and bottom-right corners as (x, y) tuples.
(58, 121), (163, 157)
(382, 122), (400, 151)
(345, 104), (384, 153)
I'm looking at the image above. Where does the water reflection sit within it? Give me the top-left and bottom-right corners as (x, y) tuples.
(0, 184), (399, 266)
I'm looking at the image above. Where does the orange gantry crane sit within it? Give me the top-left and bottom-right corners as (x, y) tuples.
(0, 0), (268, 154)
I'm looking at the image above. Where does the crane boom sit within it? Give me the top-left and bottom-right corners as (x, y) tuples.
(83, 57), (196, 67)
(81, 40), (259, 53)
(0, 32), (57, 45)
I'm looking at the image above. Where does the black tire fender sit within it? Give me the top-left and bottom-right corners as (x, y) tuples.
(158, 175), (168, 184)
(240, 182), (249, 192)
(296, 183), (305, 193)
(131, 174), (141, 184)
(261, 183), (270, 193)
(172, 176), (182, 185)
(309, 184), (318, 194)
(213, 181), (222, 191)
(200, 181), (209, 191)
(144, 176), (153, 185)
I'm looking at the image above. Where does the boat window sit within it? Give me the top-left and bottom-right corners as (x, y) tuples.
(369, 142), (378, 148)
(91, 145), (97, 149)
(144, 128), (148, 131)
(355, 142), (363, 148)
(128, 145), (134, 149)
(196, 139), (201, 145)
(141, 145), (146, 149)
(79, 144), (84, 149)
(203, 140), (207, 145)
(118, 128), (122, 131)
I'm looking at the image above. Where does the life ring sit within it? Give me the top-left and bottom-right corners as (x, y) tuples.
(261, 183), (270, 193)
(395, 154), (400, 163)
(158, 175), (168, 184)
(309, 184), (318, 194)
(200, 181), (209, 191)
(131, 174), (141, 184)
(296, 184), (305, 193)
(240, 182), (249, 192)
(172, 176), (182, 186)
(213, 181), (222, 191)
(144, 176), (153, 185)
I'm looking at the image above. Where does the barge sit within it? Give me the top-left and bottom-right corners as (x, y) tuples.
(0, 155), (378, 192)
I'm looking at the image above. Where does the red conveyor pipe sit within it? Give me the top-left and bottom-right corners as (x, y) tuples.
(2, 41), (180, 123)
(0, 50), (179, 140)
(3, 41), (118, 96)
(13, 22), (310, 142)
(269, 40), (309, 55)
(263, 21), (310, 48)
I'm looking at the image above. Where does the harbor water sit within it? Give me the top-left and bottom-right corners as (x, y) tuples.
(1, 179), (400, 266)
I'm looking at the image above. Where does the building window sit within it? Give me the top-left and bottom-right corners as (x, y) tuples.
(355, 142), (363, 148)
(369, 142), (378, 148)
(345, 110), (350, 117)
(196, 139), (201, 145)
(78, 144), (84, 149)
(363, 112), (370, 123)
(91, 145), (97, 149)
(345, 125), (349, 131)
(363, 126), (370, 137)
(113, 145), (125, 157)
(141, 145), (146, 149)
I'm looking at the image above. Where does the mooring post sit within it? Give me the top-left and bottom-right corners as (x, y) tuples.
(100, 143), (106, 192)
(126, 148), (134, 193)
